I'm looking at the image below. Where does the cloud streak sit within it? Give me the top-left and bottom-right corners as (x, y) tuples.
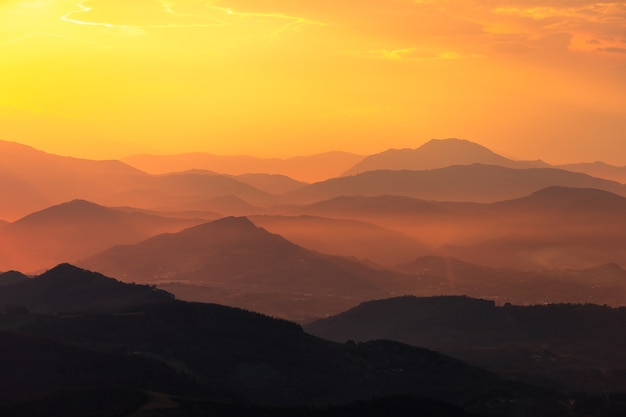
(60, 0), (325, 36)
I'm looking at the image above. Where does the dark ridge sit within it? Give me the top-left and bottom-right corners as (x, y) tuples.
(0, 263), (174, 314)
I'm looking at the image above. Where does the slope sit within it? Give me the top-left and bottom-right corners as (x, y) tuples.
(342, 138), (548, 176)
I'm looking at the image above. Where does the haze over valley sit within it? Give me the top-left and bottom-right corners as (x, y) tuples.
(2, 137), (626, 416)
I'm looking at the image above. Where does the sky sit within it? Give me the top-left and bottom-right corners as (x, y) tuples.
(1, 0), (625, 163)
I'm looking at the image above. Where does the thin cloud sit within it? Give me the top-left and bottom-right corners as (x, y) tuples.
(60, 0), (325, 36)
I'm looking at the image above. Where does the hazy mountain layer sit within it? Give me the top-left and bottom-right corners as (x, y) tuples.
(249, 214), (429, 265)
(342, 138), (548, 176)
(285, 165), (626, 205)
(0, 199), (205, 273)
(78, 216), (419, 320)
(123, 151), (364, 183)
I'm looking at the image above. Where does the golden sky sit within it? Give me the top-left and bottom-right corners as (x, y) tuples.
(1, 0), (625, 163)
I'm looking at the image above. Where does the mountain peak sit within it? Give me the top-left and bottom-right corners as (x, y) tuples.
(38, 263), (98, 281)
(342, 138), (545, 176)
(190, 216), (258, 231)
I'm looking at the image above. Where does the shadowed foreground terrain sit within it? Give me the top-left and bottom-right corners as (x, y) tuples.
(0, 264), (608, 417)
(306, 296), (626, 394)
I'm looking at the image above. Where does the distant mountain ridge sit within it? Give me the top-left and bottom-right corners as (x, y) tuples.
(123, 151), (364, 183)
(284, 164), (626, 204)
(0, 199), (204, 273)
(342, 139), (548, 176)
(79, 216), (417, 320)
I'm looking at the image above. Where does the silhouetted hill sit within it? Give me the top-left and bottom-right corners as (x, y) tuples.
(343, 139), (548, 176)
(0, 140), (147, 220)
(437, 186), (626, 269)
(0, 263), (173, 314)
(0, 199), (203, 273)
(122, 151), (364, 183)
(306, 296), (626, 394)
(235, 173), (308, 193)
(79, 216), (418, 320)
(0, 141), (279, 220)
(0, 270), (28, 287)
(290, 194), (451, 218)
(0, 297), (567, 415)
(250, 214), (429, 265)
(492, 186), (626, 212)
(558, 161), (626, 183)
(284, 165), (626, 204)
(104, 171), (274, 209)
(80, 216), (413, 292)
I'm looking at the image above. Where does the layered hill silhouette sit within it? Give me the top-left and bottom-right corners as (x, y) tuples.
(0, 263), (173, 314)
(0, 140), (285, 220)
(234, 173), (308, 194)
(249, 215), (429, 265)
(306, 296), (626, 394)
(283, 186), (626, 270)
(557, 161), (626, 183)
(123, 151), (364, 183)
(78, 216), (417, 320)
(436, 187), (626, 269)
(0, 266), (571, 416)
(342, 138), (548, 176)
(0, 199), (204, 273)
(0, 270), (28, 287)
(284, 164), (626, 204)
(394, 256), (626, 306)
(0, 140), (146, 220)
(101, 170), (275, 210)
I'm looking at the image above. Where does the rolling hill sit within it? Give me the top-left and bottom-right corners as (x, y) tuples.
(123, 151), (364, 183)
(283, 164), (626, 205)
(0, 263), (173, 314)
(0, 199), (204, 273)
(78, 216), (418, 320)
(305, 295), (626, 394)
(250, 214), (429, 265)
(0, 140), (147, 220)
(0, 268), (568, 416)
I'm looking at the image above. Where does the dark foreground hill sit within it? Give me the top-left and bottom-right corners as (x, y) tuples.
(0, 265), (577, 416)
(306, 296), (626, 394)
(0, 263), (173, 314)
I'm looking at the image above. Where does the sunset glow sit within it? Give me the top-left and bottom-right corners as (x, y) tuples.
(1, 0), (625, 163)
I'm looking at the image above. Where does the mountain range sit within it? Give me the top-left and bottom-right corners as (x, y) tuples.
(0, 199), (204, 273)
(283, 164), (626, 204)
(306, 295), (626, 394)
(77, 216), (417, 320)
(123, 151), (364, 183)
(342, 138), (549, 176)
(0, 264), (572, 416)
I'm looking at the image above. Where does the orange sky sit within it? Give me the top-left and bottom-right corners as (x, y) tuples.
(1, 0), (625, 163)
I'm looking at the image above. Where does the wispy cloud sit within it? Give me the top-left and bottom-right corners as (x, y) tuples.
(60, 0), (325, 37)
